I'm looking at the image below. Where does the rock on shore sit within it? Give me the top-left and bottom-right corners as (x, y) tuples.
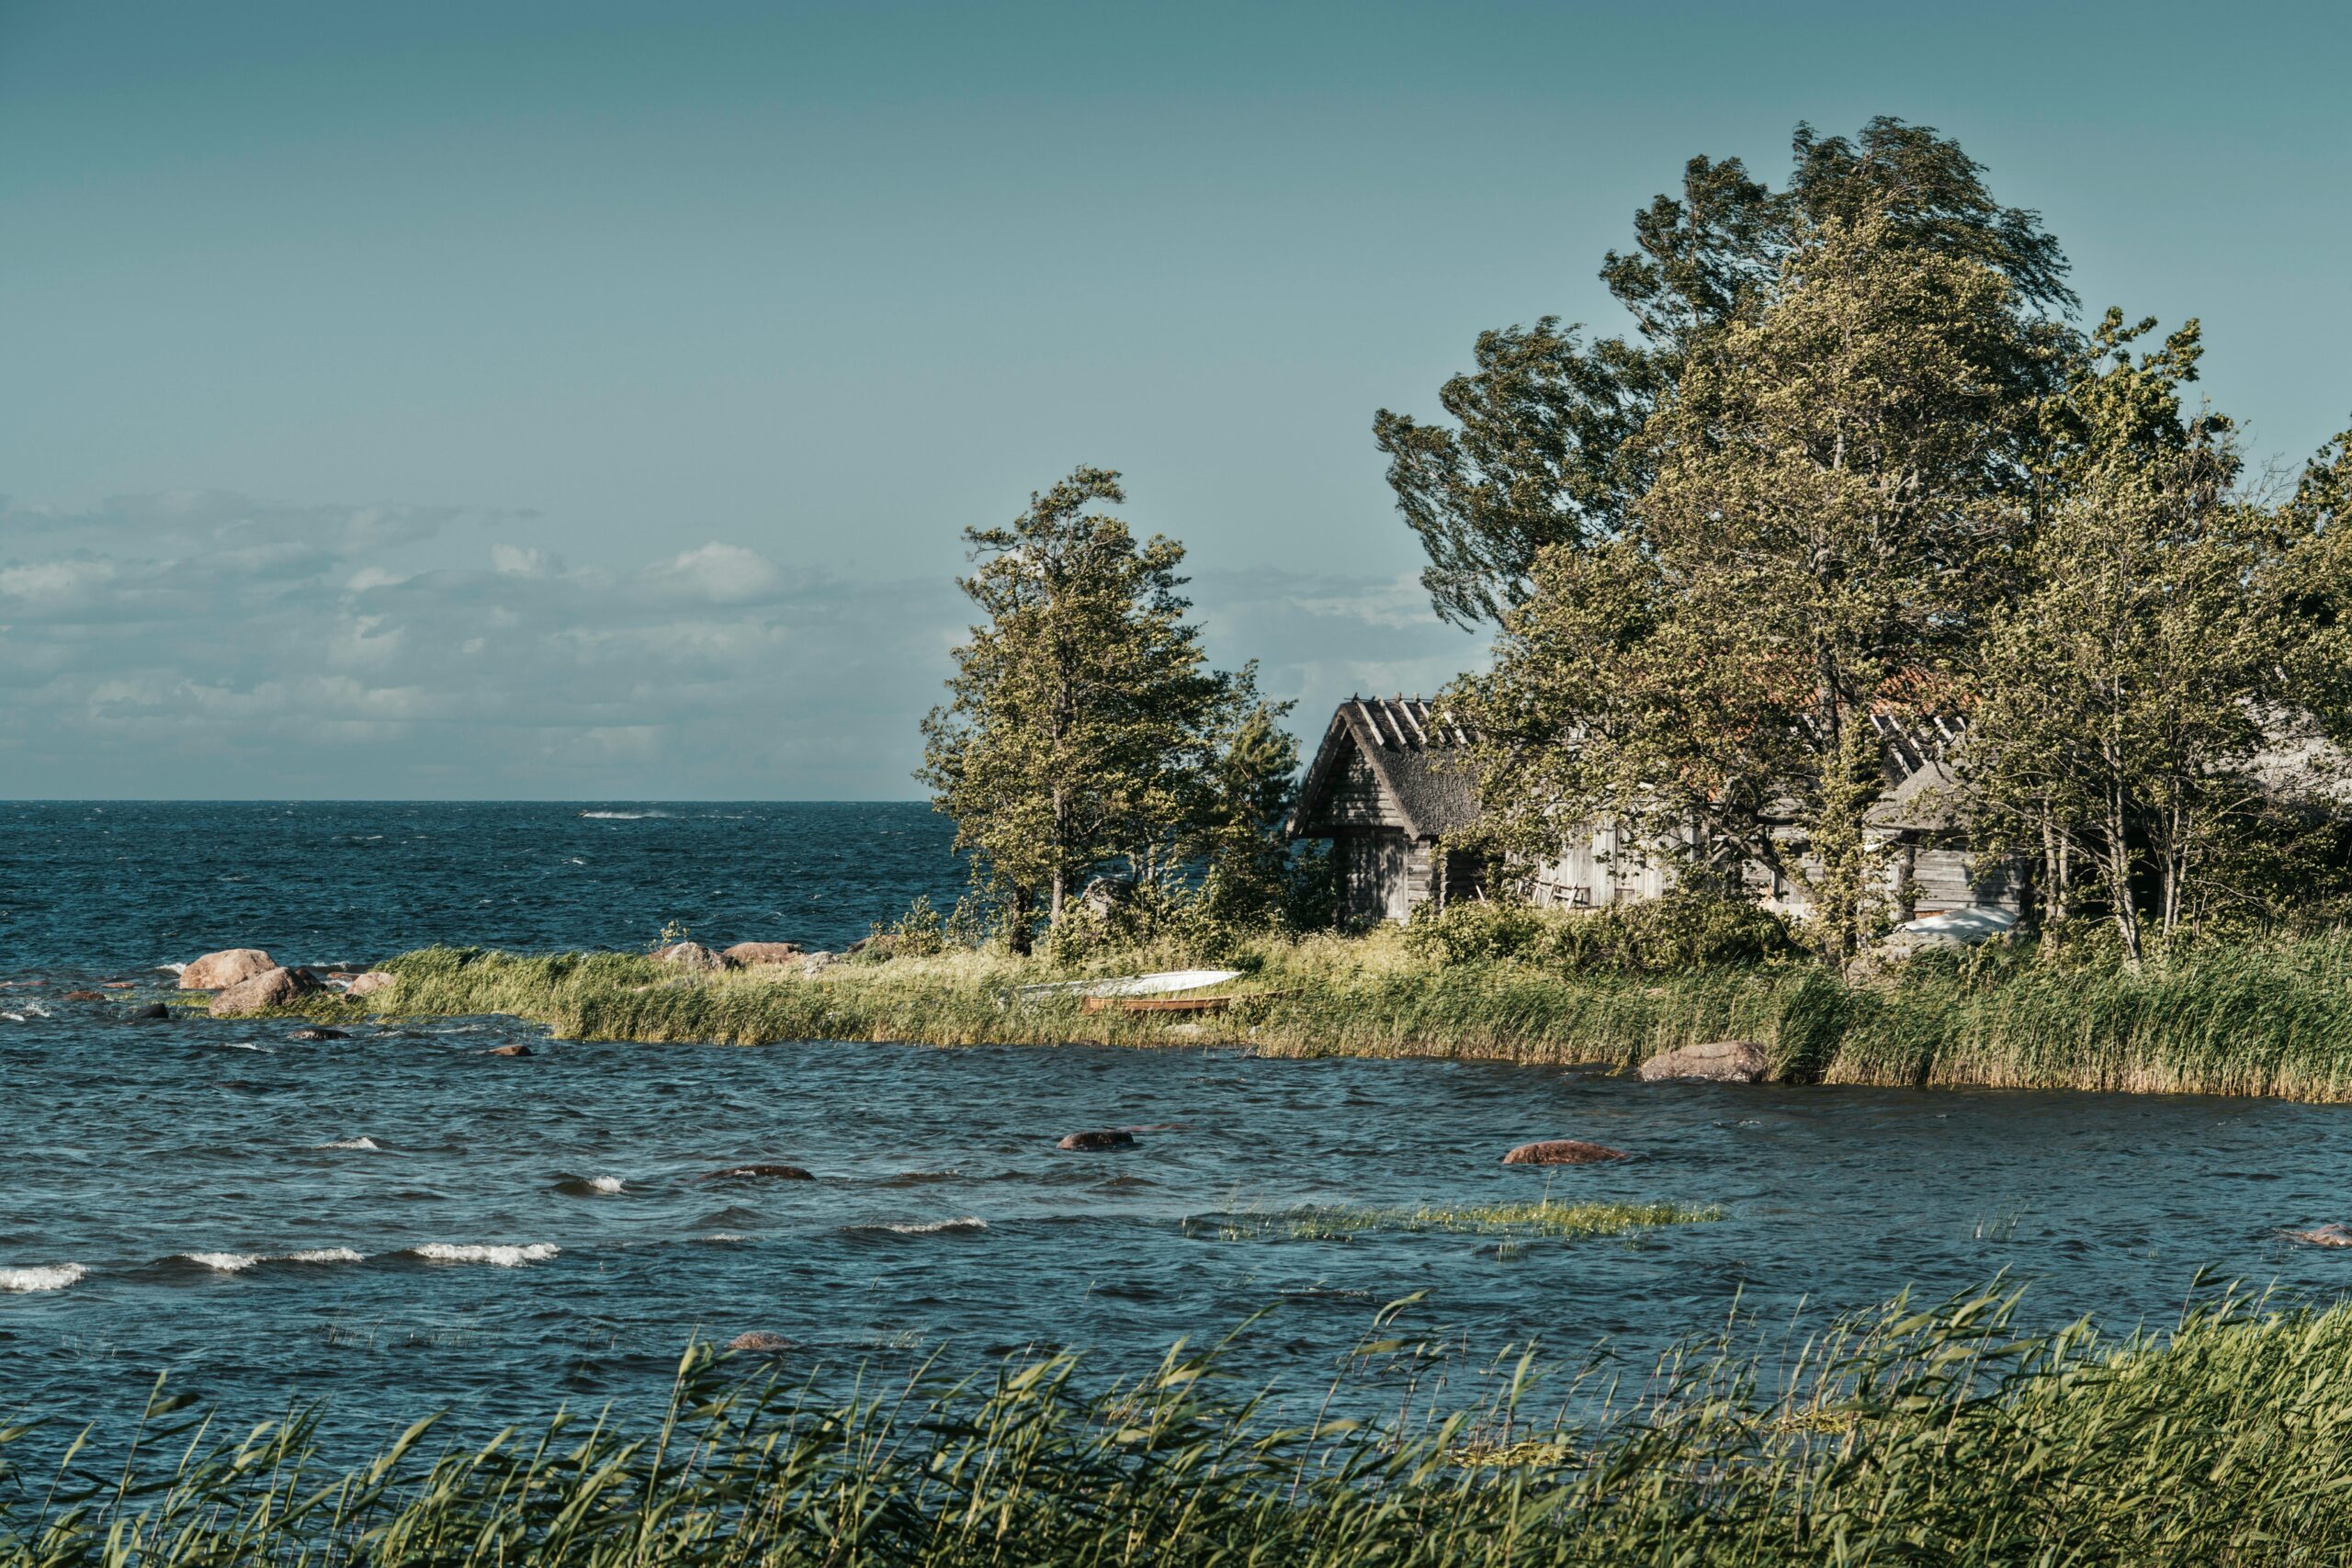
(210, 966), (325, 1018)
(722, 942), (804, 967)
(1501, 1139), (1628, 1166)
(345, 971), (397, 998)
(180, 949), (276, 990)
(1638, 1040), (1771, 1084)
(657, 942), (724, 972)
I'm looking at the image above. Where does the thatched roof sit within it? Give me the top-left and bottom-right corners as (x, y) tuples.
(1286, 695), (1482, 841)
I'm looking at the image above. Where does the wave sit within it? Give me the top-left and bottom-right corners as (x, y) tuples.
(587, 1175), (624, 1194)
(867, 1217), (989, 1236)
(181, 1247), (368, 1272)
(1, 1263), (85, 1292)
(316, 1136), (381, 1151)
(555, 1174), (625, 1196)
(580, 810), (671, 820)
(181, 1251), (263, 1272)
(410, 1243), (559, 1267)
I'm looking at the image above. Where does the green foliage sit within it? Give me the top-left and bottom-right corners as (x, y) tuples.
(1772, 968), (1849, 1084)
(1402, 891), (1796, 974)
(917, 468), (1294, 950)
(27, 1282), (2352, 1562)
(1453, 214), (2045, 964)
(870, 895), (946, 958)
(1377, 117), (2070, 628)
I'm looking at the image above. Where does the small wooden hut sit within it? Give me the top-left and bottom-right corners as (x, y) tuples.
(1285, 695), (1486, 925)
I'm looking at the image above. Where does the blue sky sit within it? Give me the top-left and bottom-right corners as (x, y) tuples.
(3, 0), (2346, 797)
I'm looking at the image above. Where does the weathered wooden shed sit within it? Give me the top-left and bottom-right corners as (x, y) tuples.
(1285, 696), (1487, 924)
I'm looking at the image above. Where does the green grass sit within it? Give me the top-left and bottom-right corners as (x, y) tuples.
(1187, 1199), (1718, 1243)
(314, 926), (2352, 1100)
(13, 1282), (2352, 1563)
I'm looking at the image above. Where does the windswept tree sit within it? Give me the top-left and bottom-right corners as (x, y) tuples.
(1453, 216), (2043, 961)
(1376, 118), (2073, 627)
(919, 468), (1281, 948)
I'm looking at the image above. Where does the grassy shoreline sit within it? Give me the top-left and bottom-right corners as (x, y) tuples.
(12, 1283), (2352, 1563)
(305, 927), (2352, 1102)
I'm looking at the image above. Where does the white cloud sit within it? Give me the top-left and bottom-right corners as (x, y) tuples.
(0, 491), (1490, 796)
(642, 541), (786, 604)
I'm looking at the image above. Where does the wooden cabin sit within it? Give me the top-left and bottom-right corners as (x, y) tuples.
(1285, 695), (1486, 925)
(1289, 700), (2022, 926)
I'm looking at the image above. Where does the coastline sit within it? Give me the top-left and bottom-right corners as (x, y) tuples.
(266, 929), (2352, 1103)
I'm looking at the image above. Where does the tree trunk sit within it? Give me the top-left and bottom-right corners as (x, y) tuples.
(2103, 787), (2142, 969)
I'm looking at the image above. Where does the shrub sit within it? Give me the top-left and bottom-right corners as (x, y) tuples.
(1405, 890), (1798, 975)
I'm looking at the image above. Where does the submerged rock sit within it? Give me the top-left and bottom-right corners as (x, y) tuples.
(131, 1002), (170, 1021)
(656, 942), (724, 973)
(1502, 1139), (1628, 1166)
(722, 942), (805, 967)
(2294, 1224), (2352, 1248)
(209, 966), (325, 1018)
(180, 949), (276, 990)
(288, 1027), (348, 1042)
(345, 971), (397, 998)
(726, 1331), (796, 1353)
(1638, 1040), (1771, 1084)
(61, 990), (105, 1001)
(1057, 1131), (1136, 1152)
(707, 1163), (815, 1181)
(485, 1043), (533, 1057)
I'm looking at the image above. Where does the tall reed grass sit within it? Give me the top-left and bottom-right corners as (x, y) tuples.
(343, 928), (2352, 1100)
(9, 1283), (2352, 1563)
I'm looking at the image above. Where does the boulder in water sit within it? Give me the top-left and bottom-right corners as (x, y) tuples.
(132, 1002), (170, 1021)
(1637, 1040), (1771, 1084)
(180, 949), (276, 990)
(2294, 1224), (2352, 1248)
(288, 1027), (348, 1042)
(1502, 1139), (1628, 1166)
(656, 942), (724, 973)
(707, 1163), (815, 1181)
(485, 1043), (533, 1057)
(1057, 1130), (1136, 1152)
(345, 971), (397, 998)
(209, 966), (325, 1018)
(722, 942), (805, 968)
(726, 1331), (796, 1353)
(61, 990), (105, 1002)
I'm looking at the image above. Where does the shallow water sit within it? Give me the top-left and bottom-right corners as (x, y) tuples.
(4, 803), (2351, 1454)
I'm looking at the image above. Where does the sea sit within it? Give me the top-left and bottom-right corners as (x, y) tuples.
(5, 800), (2352, 1460)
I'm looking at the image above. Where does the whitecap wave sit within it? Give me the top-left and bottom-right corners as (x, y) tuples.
(183, 1251), (263, 1272)
(159, 962), (188, 976)
(882, 1217), (989, 1235)
(316, 1136), (381, 1151)
(0, 1263), (85, 1292)
(580, 810), (669, 820)
(411, 1243), (559, 1267)
(587, 1176), (624, 1194)
(285, 1247), (366, 1264)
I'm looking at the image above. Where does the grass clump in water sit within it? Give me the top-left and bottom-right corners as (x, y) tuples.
(1193, 1199), (1717, 1242)
(14, 1282), (2352, 1562)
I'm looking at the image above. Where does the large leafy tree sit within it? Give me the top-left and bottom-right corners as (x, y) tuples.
(1453, 216), (2043, 960)
(918, 468), (1269, 948)
(1376, 118), (2075, 627)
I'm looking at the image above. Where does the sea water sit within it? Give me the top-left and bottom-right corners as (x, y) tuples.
(3, 801), (2350, 1455)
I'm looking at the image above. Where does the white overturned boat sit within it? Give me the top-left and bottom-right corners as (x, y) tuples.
(1015, 968), (1243, 1001)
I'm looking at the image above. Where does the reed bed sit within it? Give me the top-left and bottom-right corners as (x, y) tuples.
(1182, 1199), (1718, 1243)
(342, 929), (2352, 1101)
(11, 1283), (2352, 1563)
